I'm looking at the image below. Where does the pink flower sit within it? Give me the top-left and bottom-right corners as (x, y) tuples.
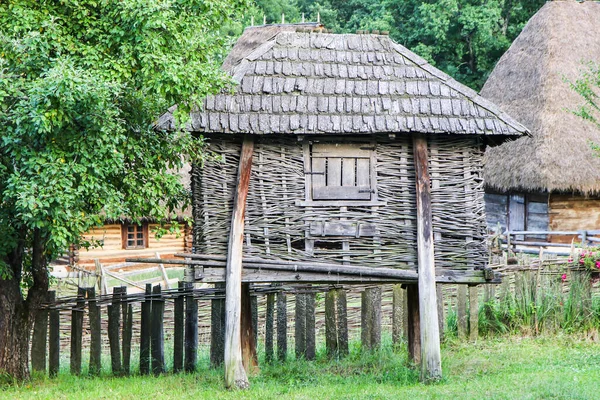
(596, 261), (600, 269)
(568, 258), (573, 263)
(561, 274), (567, 282)
(580, 258), (585, 264)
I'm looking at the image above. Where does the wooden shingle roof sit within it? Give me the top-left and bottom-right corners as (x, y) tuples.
(157, 26), (528, 136)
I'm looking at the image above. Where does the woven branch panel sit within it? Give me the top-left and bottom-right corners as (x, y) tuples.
(193, 134), (486, 272)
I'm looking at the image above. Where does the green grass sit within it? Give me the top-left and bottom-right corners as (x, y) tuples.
(3, 335), (600, 399)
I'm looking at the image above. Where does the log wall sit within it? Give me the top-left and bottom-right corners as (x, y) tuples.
(78, 223), (191, 266)
(549, 194), (600, 242)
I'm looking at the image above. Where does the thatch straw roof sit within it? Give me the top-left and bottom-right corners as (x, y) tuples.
(483, 0), (600, 194)
(157, 24), (527, 137)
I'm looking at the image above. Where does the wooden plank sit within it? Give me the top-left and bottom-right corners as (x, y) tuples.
(123, 304), (133, 375)
(241, 283), (259, 374)
(436, 284), (445, 341)
(312, 143), (372, 158)
(185, 281), (199, 372)
(48, 291), (59, 378)
(313, 185), (371, 200)
(210, 283), (225, 368)
(156, 252), (171, 289)
(224, 134), (254, 390)
(469, 286), (479, 341)
(311, 157), (326, 189)
(356, 158), (371, 187)
(151, 285), (165, 376)
(509, 194), (525, 235)
(327, 157), (342, 187)
(309, 221), (377, 237)
(337, 289), (348, 356)
(361, 287), (381, 351)
(173, 281), (184, 373)
(413, 134), (442, 381)
(139, 284), (152, 375)
(325, 290), (338, 358)
(342, 158), (356, 186)
(88, 287), (102, 376)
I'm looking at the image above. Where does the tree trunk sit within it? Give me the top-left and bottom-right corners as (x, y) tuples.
(0, 278), (32, 382)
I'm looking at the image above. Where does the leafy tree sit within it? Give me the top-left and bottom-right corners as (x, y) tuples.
(573, 63), (600, 129)
(0, 0), (247, 381)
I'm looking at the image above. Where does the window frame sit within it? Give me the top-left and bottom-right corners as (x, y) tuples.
(121, 222), (149, 250)
(299, 139), (385, 207)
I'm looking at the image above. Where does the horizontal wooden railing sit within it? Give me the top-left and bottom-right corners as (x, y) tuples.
(492, 230), (600, 255)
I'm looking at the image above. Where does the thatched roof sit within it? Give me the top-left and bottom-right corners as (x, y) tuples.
(483, 0), (600, 194)
(157, 24), (527, 137)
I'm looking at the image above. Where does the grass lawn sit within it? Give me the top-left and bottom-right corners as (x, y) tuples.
(3, 335), (599, 399)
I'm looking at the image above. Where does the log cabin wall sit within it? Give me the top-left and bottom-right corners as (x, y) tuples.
(193, 133), (487, 272)
(77, 223), (189, 267)
(548, 194), (600, 243)
(484, 192), (549, 234)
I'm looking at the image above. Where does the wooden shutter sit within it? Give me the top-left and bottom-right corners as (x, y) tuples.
(311, 143), (372, 201)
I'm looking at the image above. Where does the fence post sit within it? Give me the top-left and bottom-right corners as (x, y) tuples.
(140, 283), (152, 375)
(108, 287), (123, 375)
(151, 285), (165, 375)
(173, 281), (185, 373)
(437, 284), (445, 341)
(392, 284), (404, 347)
(210, 283), (224, 368)
(185, 281), (198, 372)
(88, 287), (102, 376)
(48, 291), (60, 378)
(305, 291), (316, 361)
(70, 286), (85, 375)
(31, 292), (49, 373)
(122, 287), (133, 375)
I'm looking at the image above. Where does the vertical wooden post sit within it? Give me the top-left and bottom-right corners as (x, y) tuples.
(436, 284), (445, 341)
(295, 293), (307, 358)
(70, 286), (85, 375)
(337, 288), (349, 356)
(122, 287), (133, 376)
(151, 285), (165, 375)
(48, 291), (59, 378)
(413, 134), (442, 381)
(325, 290), (338, 358)
(210, 283), (225, 368)
(305, 292), (316, 361)
(241, 283), (259, 374)
(224, 135), (254, 389)
(469, 286), (479, 341)
(88, 287), (102, 376)
(265, 292), (275, 363)
(276, 287), (288, 362)
(392, 284), (404, 347)
(139, 283), (152, 375)
(457, 284), (468, 339)
(108, 287), (122, 375)
(406, 284), (421, 365)
(31, 293), (49, 373)
(173, 281), (185, 373)
(185, 281), (198, 372)
(361, 287), (382, 351)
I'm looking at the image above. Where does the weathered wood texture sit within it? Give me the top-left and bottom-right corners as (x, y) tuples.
(88, 287), (102, 376)
(361, 287), (382, 351)
(185, 282), (199, 372)
(31, 293), (49, 373)
(276, 289), (288, 362)
(264, 293), (275, 363)
(469, 286), (479, 341)
(107, 287), (122, 375)
(139, 284), (152, 375)
(70, 287), (85, 375)
(151, 285), (165, 376)
(193, 134), (487, 279)
(241, 284), (259, 374)
(406, 285), (421, 365)
(173, 282), (184, 373)
(48, 291), (59, 378)
(413, 135), (442, 381)
(391, 284), (405, 345)
(457, 285), (468, 340)
(549, 194), (600, 242)
(325, 288), (348, 358)
(224, 135), (254, 390)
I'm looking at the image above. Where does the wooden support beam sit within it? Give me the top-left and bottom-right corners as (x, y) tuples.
(457, 285), (468, 339)
(361, 287), (382, 351)
(392, 284), (404, 347)
(406, 284), (420, 365)
(173, 281), (185, 373)
(276, 287), (288, 362)
(70, 287), (85, 375)
(437, 284), (445, 341)
(108, 287), (122, 376)
(469, 286), (479, 341)
(413, 135), (442, 381)
(151, 285), (165, 376)
(210, 283), (225, 368)
(224, 134), (254, 390)
(185, 281), (198, 372)
(139, 284), (152, 375)
(265, 292), (275, 363)
(241, 283), (259, 374)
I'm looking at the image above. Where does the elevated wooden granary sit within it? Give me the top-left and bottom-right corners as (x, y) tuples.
(159, 24), (527, 284)
(157, 23), (527, 384)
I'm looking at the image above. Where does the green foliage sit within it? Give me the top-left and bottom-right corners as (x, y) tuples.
(0, 0), (248, 287)
(572, 63), (600, 129)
